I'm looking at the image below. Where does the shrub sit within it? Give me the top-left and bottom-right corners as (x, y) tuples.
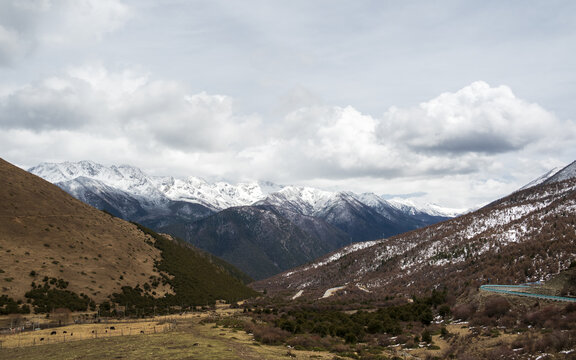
(246, 323), (290, 345)
(421, 329), (432, 343)
(483, 297), (509, 318)
(452, 303), (476, 321)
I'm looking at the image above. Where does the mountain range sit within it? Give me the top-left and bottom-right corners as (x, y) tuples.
(253, 160), (576, 299)
(28, 161), (462, 279)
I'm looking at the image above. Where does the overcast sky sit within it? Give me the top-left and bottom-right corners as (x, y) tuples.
(1, 0), (575, 209)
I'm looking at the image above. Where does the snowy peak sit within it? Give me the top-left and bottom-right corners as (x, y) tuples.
(387, 198), (466, 218)
(29, 161), (285, 211)
(255, 186), (334, 216)
(519, 167), (562, 190)
(29, 160), (462, 220)
(543, 160), (576, 185)
(151, 176), (283, 210)
(29, 161), (166, 203)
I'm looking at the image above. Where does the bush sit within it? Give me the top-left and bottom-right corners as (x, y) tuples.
(483, 297), (509, 318)
(421, 329), (432, 343)
(286, 334), (333, 350)
(452, 303), (476, 321)
(247, 323), (290, 345)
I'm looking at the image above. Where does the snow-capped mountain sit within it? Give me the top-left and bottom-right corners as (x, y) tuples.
(151, 176), (283, 211)
(29, 160), (280, 211)
(29, 160), (169, 206)
(518, 167), (561, 190)
(30, 160), (462, 220)
(386, 198), (466, 218)
(542, 160), (576, 185)
(254, 186), (334, 216)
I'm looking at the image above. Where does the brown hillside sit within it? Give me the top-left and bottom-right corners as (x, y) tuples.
(0, 158), (172, 303)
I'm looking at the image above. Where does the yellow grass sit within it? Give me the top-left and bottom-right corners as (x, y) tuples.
(0, 309), (335, 360)
(0, 319), (173, 348)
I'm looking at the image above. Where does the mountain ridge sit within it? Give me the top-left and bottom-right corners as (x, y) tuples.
(29, 161), (463, 218)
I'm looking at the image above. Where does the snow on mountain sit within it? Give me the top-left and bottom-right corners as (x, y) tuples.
(151, 176), (283, 211)
(354, 193), (403, 221)
(255, 186), (335, 215)
(29, 161), (168, 206)
(543, 160), (576, 185)
(29, 161), (461, 220)
(519, 167), (562, 191)
(58, 176), (148, 219)
(29, 161), (283, 211)
(387, 198), (466, 218)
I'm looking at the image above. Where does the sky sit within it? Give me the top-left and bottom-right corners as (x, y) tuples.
(1, 0), (575, 209)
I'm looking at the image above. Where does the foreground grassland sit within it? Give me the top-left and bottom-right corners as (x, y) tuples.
(2, 297), (576, 359)
(0, 310), (333, 360)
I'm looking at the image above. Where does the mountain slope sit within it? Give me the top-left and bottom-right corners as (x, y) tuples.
(543, 160), (576, 185)
(0, 158), (255, 312)
(256, 188), (453, 242)
(254, 174), (576, 300)
(164, 205), (349, 280)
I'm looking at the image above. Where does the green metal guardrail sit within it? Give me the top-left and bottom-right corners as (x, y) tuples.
(480, 285), (576, 302)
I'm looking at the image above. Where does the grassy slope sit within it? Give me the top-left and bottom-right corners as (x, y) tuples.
(0, 157), (257, 312)
(0, 158), (171, 303)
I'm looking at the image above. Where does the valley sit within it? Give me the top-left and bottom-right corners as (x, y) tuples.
(28, 161), (459, 280)
(2, 157), (575, 359)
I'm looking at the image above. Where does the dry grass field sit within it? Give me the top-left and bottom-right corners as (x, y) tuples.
(0, 308), (335, 360)
(0, 318), (173, 348)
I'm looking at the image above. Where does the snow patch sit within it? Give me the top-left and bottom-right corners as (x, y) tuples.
(320, 286), (346, 299)
(291, 290), (304, 300)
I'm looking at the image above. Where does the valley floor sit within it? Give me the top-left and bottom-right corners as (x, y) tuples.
(2, 299), (575, 359)
(0, 308), (334, 360)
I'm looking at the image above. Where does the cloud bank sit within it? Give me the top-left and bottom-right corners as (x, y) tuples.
(1, 64), (574, 208)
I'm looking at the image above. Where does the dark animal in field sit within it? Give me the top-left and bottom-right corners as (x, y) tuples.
(110, 326), (115, 330)
(50, 331), (56, 335)
(40, 338), (44, 341)
(63, 331), (67, 334)
(140, 330), (144, 334)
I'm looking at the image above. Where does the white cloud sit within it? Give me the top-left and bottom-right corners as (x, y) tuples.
(1, 65), (574, 207)
(0, 0), (130, 65)
(0, 64), (262, 151)
(380, 81), (562, 154)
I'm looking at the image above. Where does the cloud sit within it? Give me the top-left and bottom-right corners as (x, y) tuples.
(0, 0), (130, 65)
(0, 64), (261, 152)
(1, 65), (573, 208)
(380, 81), (560, 155)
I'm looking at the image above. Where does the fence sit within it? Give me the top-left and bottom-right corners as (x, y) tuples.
(0, 320), (176, 349)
